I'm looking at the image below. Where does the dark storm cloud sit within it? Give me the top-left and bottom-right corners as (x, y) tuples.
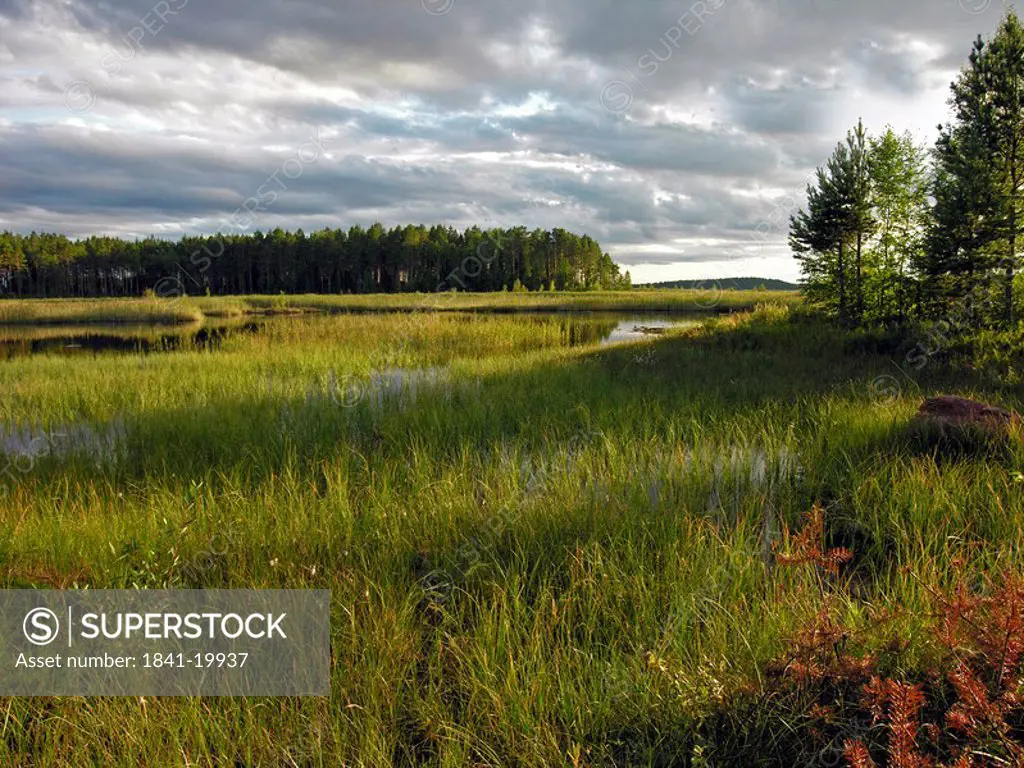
(0, 0), (28, 17)
(0, 0), (1009, 277)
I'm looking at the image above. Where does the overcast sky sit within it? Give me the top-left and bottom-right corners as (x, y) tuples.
(0, 0), (1010, 282)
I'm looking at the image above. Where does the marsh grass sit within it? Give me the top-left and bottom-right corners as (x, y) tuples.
(0, 301), (1019, 765)
(189, 296), (248, 317)
(0, 322), (204, 342)
(246, 289), (800, 315)
(0, 289), (798, 326)
(0, 298), (204, 325)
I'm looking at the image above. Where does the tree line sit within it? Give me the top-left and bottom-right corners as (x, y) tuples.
(0, 225), (629, 298)
(790, 11), (1024, 330)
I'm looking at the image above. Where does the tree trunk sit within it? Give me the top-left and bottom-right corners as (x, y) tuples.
(837, 241), (846, 323)
(897, 261), (905, 323)
(856, 230), (863, 324)
(1008, 219), (1016, 328)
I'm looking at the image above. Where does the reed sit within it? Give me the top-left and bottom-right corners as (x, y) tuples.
(0, 299), (1017, 765)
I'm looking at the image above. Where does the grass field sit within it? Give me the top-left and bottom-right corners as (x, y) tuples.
(0, 298), (1019, 765)
(0, 290), (799, 325)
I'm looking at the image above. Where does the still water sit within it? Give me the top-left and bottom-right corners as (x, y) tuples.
(0, 313), (702, 359)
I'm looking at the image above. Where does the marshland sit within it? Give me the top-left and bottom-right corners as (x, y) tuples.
(0, 287), (1019, 765)
(10, 2), (1024, 765)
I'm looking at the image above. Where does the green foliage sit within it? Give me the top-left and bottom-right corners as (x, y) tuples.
(792, 121), (925, 325)
(793, 10), (1024, 331)
(869, 128), (929, 320)
(926, 15), (1024, 325)
(0, 225), (627, 298)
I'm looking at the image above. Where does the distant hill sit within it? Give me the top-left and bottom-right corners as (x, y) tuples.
(640, 277), (801, 291)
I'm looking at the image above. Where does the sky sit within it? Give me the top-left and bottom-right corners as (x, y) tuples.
(0, 0), (1012, 283)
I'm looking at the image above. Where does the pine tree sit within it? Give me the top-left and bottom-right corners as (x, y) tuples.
(790, 123), (873, 325)
(934, 12), (1024, 326)
(791, 163), (844, 319)
(985, 11), (1024, 325)
(926, 118), (998, 315)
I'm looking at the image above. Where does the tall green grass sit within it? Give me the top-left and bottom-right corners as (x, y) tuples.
(243, 289), (799, 315)
(0, 290), (798, 326)
(0, 298), (204, 325)
(0, 302), (1017, 764)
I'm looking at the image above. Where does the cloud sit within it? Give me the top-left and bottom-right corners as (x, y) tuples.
(0, 0), (1007, 280)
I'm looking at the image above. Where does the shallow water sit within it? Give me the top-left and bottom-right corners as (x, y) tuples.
(0, 418), (125, 476)
(0, 312), (704, 466)
(0, 312), (702, 359)
(518, 313), (703, 348)
(296, 366), (453, 409)
(0, 321), (264, 360)
(598, 316), (695, 345)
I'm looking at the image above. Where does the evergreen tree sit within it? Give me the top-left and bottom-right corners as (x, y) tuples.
(931, 12), (1024, 326)
(925, 118), (998, 314)
(985, 12), (1024, 325)
(791, 129), (868, 323)
(0, 225), (624, 298)
(793, 12), (1024, 329)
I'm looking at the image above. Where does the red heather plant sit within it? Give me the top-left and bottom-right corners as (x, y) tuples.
(845, 574), (1024, 766)
(844, 679), (931, 768)
(775, 503), (854, 579)
(770, 505), (867, 686)
(781, 607), (876, 687)
(769, 506), (1024, 766)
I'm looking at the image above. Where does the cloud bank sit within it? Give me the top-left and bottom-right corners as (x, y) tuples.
(0, 0), (1002, 281)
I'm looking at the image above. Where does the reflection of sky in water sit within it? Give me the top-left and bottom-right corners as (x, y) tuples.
(600, 317), (683, 346)
(0, 418), (125, 465)
(297, 367), (453, 409)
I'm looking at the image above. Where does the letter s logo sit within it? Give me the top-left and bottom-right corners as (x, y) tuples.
(23, 608), (59, 646)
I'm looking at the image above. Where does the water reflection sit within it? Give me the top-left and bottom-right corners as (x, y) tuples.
(540, 314), (702, 348)
(0, 321), (264, 360)
(0, 418), (125, 465)
(596, 316), (695, 346)
(0, 312), (703, 361)
(295, 367), (453, 409)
